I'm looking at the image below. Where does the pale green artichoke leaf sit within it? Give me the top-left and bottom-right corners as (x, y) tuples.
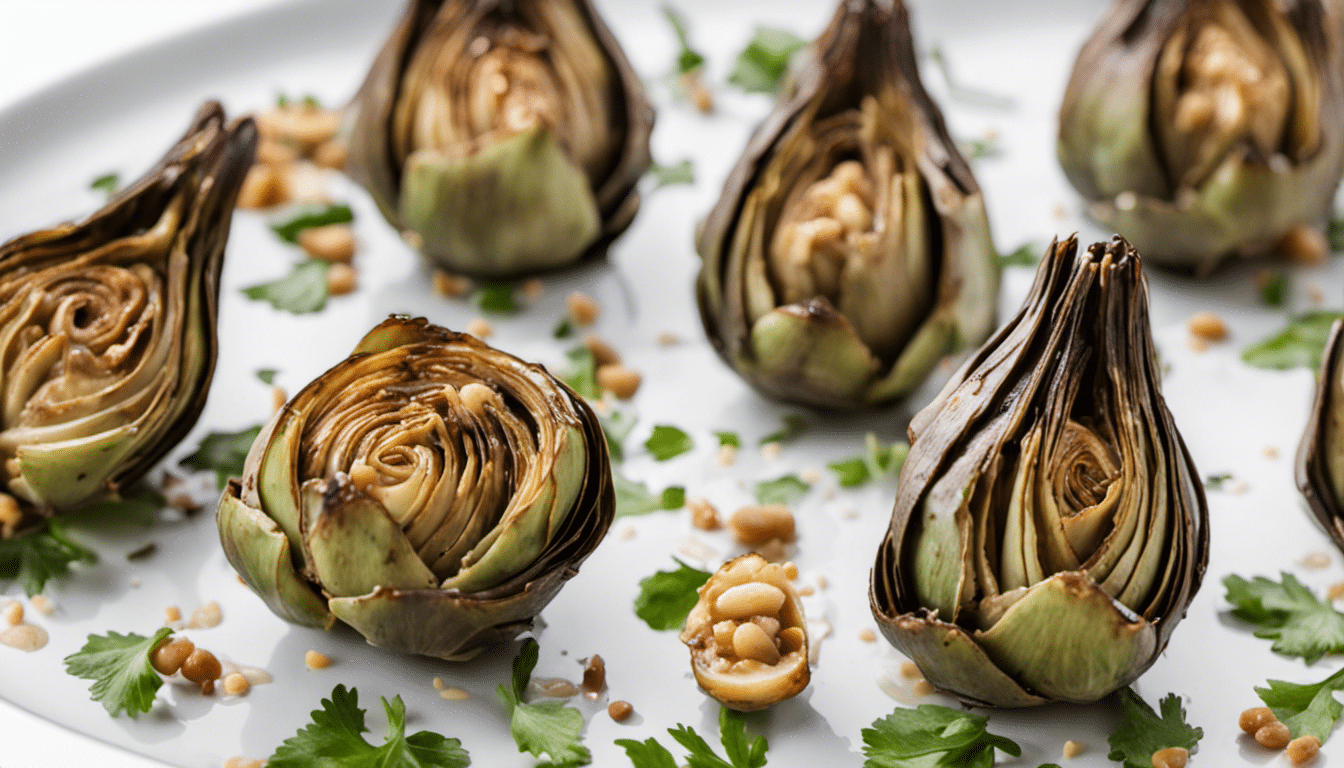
(1058, 61), (1171, 201)
(746, 303), (878, 406)
(216, 482), (329, 627)
(16, 425), (140, 509)
(255, 415), (305, 548)
(302, 479), (437, 597)
(879, 612), (1048, 708)
(865, 313), (955, 404)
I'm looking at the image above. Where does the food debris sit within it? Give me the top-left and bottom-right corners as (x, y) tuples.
(1301, 552), (1331, 569)
(729, 505), (796, 546)
(1062, 740), (1086, 758)
(581, 655), (606, 698)
(188, 601), (223, 629)
(689, 497), (721, 531)
(760, 441), (782, 460)
(304, 650), (332, 669)
(717, 443), (738, 466)
(531, 677), (579, 698)
(466, 318), (494, 339)
(433, 269), (472, 298)
(440, 687), (471, 700)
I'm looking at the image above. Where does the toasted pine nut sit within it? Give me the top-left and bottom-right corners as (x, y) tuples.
(312, 139), (348, 170)
(466, 318), (493, 339)
(1256, 721), (1292, 749)
(567, 291), (600, 325)
(729, 505), (795, 546)
(597, 364), (641, 399)
(1276, 224), (1328, 266)
(1063, 740), (1085, 758)
(0, 493), (20, 538)
(714, 582), (786, 620)
(733, 621), (780, 664)
(689, 497), (720, 531)
(181, 648), (222, 686)
(608, 699), (634, 722)
(298, 224), (356, 263)
(1151, 747), (1188, 768)
(584, 335), (621, 365)
(305, 650), (332, 669)
(151, 637), (195, 676)
(1188, 311), (1227, 341)
(223, 672), (250, 695)
(1239, 706), (1276, 734)
(237, 164), (288, 209)
(433, 270), (472, 298)
(326, 263), (357, 296)
(1287, 735), (1321, 765)
(778, 626), (805, 652)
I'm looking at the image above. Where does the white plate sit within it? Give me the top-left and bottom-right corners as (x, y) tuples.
(0, 0), (1342, 766)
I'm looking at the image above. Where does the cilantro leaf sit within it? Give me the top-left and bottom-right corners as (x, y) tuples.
(1224, 572), (1344, 662)
(66, 486), (164, 528)
(1256, 667), (1344, 743)
(0, 520), (97, 596)
(998, 241), (1040, 268)
(64, 628), (173, 717)
(498, 639), (590, 766)
(554, 318), (575, 339)
(634, 558), (711, 631)
(753, 475), (809, 505)
(475, 282), (521, 314)
(1203, 473), (1233, 491)
(269, 684), (470, 767)
(1243, 311), (1344, 370)
(269, 202), (354, 243)
(713, 431), (741, 448)
(662, 5), (705, 74)
(1259, 270), (1289, 307)
(1106, 690), (1202, 768)
(614, 469), (684, 518)
(651, 159), (695, 188)
(90, 172), (120, 199)
(959, 136), (1001, 161)
(598, 409), (638, 463)
(861, 704), (1020, 767)
(646, 425), (694, 460)
(727, 26), (806, 93)
(243, 259), (330, 314)
(617, 736), (679, 768)
(256, 368), (280, 385)
(181, 424), (264, 489)
(564, 346), (600, 400)
(669, 708), (767, 768)
(830, 434), (908, 488)
(828, 458), (870, 487)
(760, 415), (806, 445)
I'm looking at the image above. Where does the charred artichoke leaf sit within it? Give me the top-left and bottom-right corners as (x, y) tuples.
(870, 236), (1209, 707)
(0, 102), (254, 527)
(1058, 0), (1344, 270)
(217, 316), (614, 660)
(346, 0), (653, 278)
(1298, 319), (1344, 549)
(696, 0), (997, 409)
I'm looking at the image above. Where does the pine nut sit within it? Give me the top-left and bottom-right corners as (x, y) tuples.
(596, 364), (641, 399)
(1151, 747), (1188, 768)
(237, 164), (288, 209)
(608, 700), (634, 722)
(223, 672), (250, 695)
(433, 270), (472, 297)
(298, 224), (356, 263)
(305, 650), (332, 669)
(1187, 312), (1227, 341)
(151, 637), (195, 676)
(581, 655), (606, 696)
(715, 582), (786, 619)
(0, 493), (20, 538)
(729, 505), (795, 546)
(181, 648), (222, 686)
(689, 497), (720, 530)
(1287, 735), (1321, 765)
(858, 628), (876, 642)
(713, 620), (736, 648)
(567, 291), (600, 325)
(326, 263), (358, 296)
(750, 616), (780, 638)
(584, 335), (621, 365)
(1063, 740), (1086, 758)
(1239, 707), (1277, 734)
(1276, 224), (1327, 265)
(2, 602), (22, 627)
(733, 621), (780, 664)
(0, 624), (47, 652)
(1256, 721), (1292, 749)
(466, 318), (493, 339)
(778, 626), (805, 652)
(312, 139), (348, 170)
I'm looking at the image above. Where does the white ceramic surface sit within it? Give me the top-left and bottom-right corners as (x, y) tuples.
(0, 0), (1341, 766)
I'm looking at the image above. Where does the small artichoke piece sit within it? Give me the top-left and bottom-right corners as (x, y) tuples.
(0, 102), (255, 526)
(217, 316), (613, 660)
(870, 236), (1209, 707)
(1298, 319), (1344, 547)
(346, 0), (654, 278)
(696, 0), (998, 409)
(1058, 0), (1344, 271)
(680, 554), (808, 711)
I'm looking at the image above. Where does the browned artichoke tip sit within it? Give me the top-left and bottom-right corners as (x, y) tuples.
(870, 235), (1209, 707)
(695, 0), (998, 410)
(1297, 319), (1344, 548)
(680, 554), (809, 711)
(345, 0), (654, 279)
(0, 101), (255, 531)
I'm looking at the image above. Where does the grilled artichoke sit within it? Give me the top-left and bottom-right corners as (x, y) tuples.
(870, 236), (1209, 707)
(695, 0), (998, 410)
(346, 0), (653, 279)
(1298, 318), (1344, 550)
(1058, 0), (1344, 271)
(0, 102), (254, 530)
(217, 316), (613, 659)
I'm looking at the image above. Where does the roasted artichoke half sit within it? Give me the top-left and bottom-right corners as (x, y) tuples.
(217, 316), (614, 660)
(695, 0), (998, 410)
(0, 102), (254, 529)
(346, 0), (654, 279)
(870, 236), (1209, 707)
(1059, 0), (1344, 271)
(1298, 319), (1344, 550)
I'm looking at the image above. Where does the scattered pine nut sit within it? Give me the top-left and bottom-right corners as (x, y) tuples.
(273, 386), (288, 413)
(716, 444), (738, 466)
(728, 505), (795, 546)
(800, 468), (821, 484)
(305, 650), (332, 669)
(223, 758), (265, 768)
(1264, 445), (1281, 460)
(1256, 721), (1292, 749)
(188, 601), (223, 629)
(1151, 746), (1188, 768)
(1302, 552), (1330, 569)
(1287, 735), (1321, 765)
(532, 678), (579, 698)
(440, 687), (471, 700)
(0, 624), (47, 652)
(223, 672), (250, 696)
(151, 637), (195, 676)
(2, 602), (22, 627)
(312, 139), (348, 170)
(689, 497), (721, 531)
(1062, 740), (1086, 758)
(797, 586), (815, 596)
(596, 364), (641, 399)
(815, 575), (829, 589)
(619, 526), (636, 540)
(900, 661), (921, 678)
(1188, 312), (1227, 342)
(466, 318), (494, 339)
(608, 700), (634, 722)
(1239, 706), (1277, 734)
(912, 680), (935, 697)
(1307, 283), (1325, 306)
(581, 655), (606, 697)
(584, 335), (621, 366)
(326, 263), (358, 296)
(1276, 224), (1328, 266)
(1189, 336), (1209, 353)
(567, 291), (600, 325)
(298, 224), (356, 263)
(656, 331), (681, 346)
(520, 278), (545, 300)
(782, 562), (799, 580)
(760, 441), (781, 460)
(0, 493), (19, 539)
(1327, 581), (1344, 601)
(858, 629), (876, 642)
(679, 70), (715, 113)
(165, 605), (182, 623)
(433, 677), (446, 690)
(237, 164), (288, 209)
(433, 270), (472, 298)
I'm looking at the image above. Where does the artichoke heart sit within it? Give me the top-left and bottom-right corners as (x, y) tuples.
(217, 316), (614, 660)
(0, 102), (254, 527)
(696, 0), (998, 409)
(1298, 318), (1344, 549)
(870, 236), (1209, 707)
(346, 0), (653, 278)
(1058, 0), (1344, 270)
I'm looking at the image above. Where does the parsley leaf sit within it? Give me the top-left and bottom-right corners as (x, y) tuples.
(861, 704), (1020, 767)
(928, 45), (1016, 110)
(1224, 572), (1344, 662)
(1256, 667), (1344, 743)
(753, 475), (809, 505)
(181, 424), (264, 489)
(66, 486), (164, 528)
(614, 469), (684, 518)
(634, 558), (711, 631)
(243, 260), (330, 314)
(499, 639), (590, 766)
(662, 5), (705, 74)
(0, 520), (97, 596)
(651, 159), (695, 188)
(269, 684), (470, 767)
(998, 241), (1041, 268)
(1243, 311), (1344, 370)
(959, 136), (1001, 161)
(828, 458), (869, 488)
(713, 431), (741, 448)
(475, 282), (521, 314)
(64, 628), (172, 717)
(1203, 473), (1233, 491)
(830, 434), (909, 488)
(563, 346), (601, 400)
(646, 425), (694, 460)
(598, 409), (638, 463)
(554, 318), (575, 339)
(269, 202), (354, 243)
(256, 368), (280, 385)
(620, 707), (766, 768)
(90, 172), (120, 199)
(760, 415), (806, 445)
(1259, 270), (1289, 308)
(727, 26), (806, 93)
(617, 736), (679, 768)
(1107, 689), (1202, 768)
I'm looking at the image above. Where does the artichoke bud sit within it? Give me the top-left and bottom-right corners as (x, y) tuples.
(870, 236), (1209, 707)
(346, 0), (654, 278)
(695, 0), (998, 409)
(0, 102), (254, 527)
(217, 316), (614, 660)
(1058, 0), (1344, 270)
(1298, 318), (1344, 549)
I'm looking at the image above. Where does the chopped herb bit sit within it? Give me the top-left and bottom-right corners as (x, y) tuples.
(1257, 667), (1344, 744)
(498, 639), (590, 766)
(563, 346), (600, 400)
(1224, 572), (1344, 662)
(64, 627), (173, 717)
(831, 434), (909, 487)
(475, 282), (521, 314)
(618, 737), (679, 768)
(1329, 214), (1344, 251)
(1203, 473), (1233, 490)
(619, 706), (767, 768)
(634, 558), (711, 631)
(1107, 689), (1202, 768)
(650, 158), (696, 188)
(553, 318), (575, 339)
(998, 241), (1041, 268)
(760, 414), (807, 445)
(275, 91), (291, 107)
(661, 486), (686, 509)
(861, 704), (1020, 767)
(714, 431), (741, 448)
(598, 409), (638, 462)
(1243, 311), (1344, 370)
(754, 474), (810, 505)
(126, 543), (157, 561)
(959, 136), (1001, 160)
(662, 5), (705, 74)
(181, 424), (264, 489)
(727, 26), (806, 93)
(614, 470), (684, 518)
(0, 520), (97, 597)
(301, 94), (322, 108)
(269, 202), (354, 243)
(828, 458), (869, 488)
(929, 45), (1016, 110)
(89, 172), (120, 199)
(256, 368), (280, 385)
(645, 425), (694, 460)
(1260, 270), (1289, 307)
(243, 260), (330, 314)
(269, 684), (470, 767)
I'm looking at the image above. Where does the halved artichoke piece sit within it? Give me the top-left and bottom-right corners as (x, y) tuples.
(346, 0), (653, 279)
(1058, 0), (1344, 271)
(680, 554), (808, 711)
(0, 102), (254, 528)
(1298, 319), (1344, 547)
(696, 0), (998, 410)
(217, 316), (614, 659)
(870, 236), (1209, 707)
